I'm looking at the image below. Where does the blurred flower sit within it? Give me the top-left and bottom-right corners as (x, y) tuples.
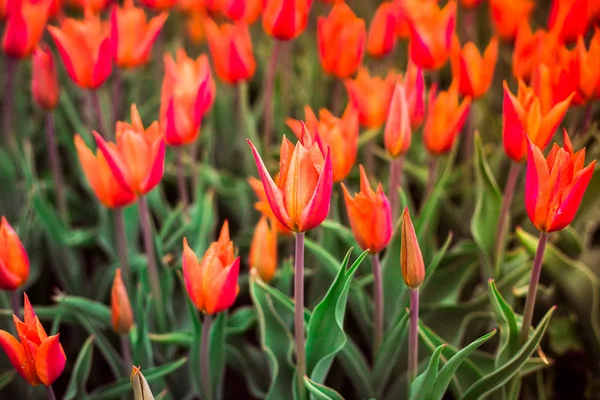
(262, 0), (311, 41)
(248, 177), (291, 234)
(185, 12), (206, 45)
(342, 165), (392, 254)
(2, 0), (52, 59)
(502, 80), (573, 162)
(408, 1), (455, 70)
(221, 0), (262, 24)
(548, 0), (589, 44)
(525, 130), (595, 233)
(317, 2), (365, 78)
(111, 269), (133, 335)
(110, 0), (168, 69)
(204, 18), (256, 84)
(48, 11), (112, 89)
(512, 23), (559, 81)
(249, 216), (278, 282)
(367, 2), (397, 58)
(94, 104), (165, 195)
(402, 60), (426, 129)
(160, 50), (215, 146)
(489, 0), (534, 41)
(48, 0), (61, 17)
(460, 0), (483, 8)
(179, 0), (208, 13)
(286, 105), (359, 182)
(131, 366), (154, 399)
(0, 294), (66, 386)
(384, 80), (412, 158)
(0, 217), (29, 291)
(0, 0), (6, 18)
(31, 45), (60, 111)
(423, 81), (471, 155)
(67, 0), (111, 12)
(400, 207), (424, 290)
(248, 127), (333, 232)
(451, 36), (498, 99)
(139, 0), (178, 10)
(345, 68), (396, 128)
(182, 222), (240, 315)
(394, 0), (437, 39)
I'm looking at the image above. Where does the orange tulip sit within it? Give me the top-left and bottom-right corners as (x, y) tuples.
(342, 165), (392, 254)
(554, 33), (600, 105)
(345, 68), (396, 128)
(248, 177), (291, 235)
(31, 45), (60, 111)
(286, 105), (359, 182)
(0, 294), (66, 386)
(111, 269), (133, 334)
(138, 0), (178, 10)
(367, 2), (397, 58)
(384, 81), (412, 158)
(452, 36), (498, 99)
(400, 60), (425, 129)
(160, 50), (215, 146)
(512, 23), (559, 81)
(182, 222), (240, 315)
(502, 80), (574, 163)
(2, 0), (52, 59)
(221, 0), (263, 24)
(548, 0), (589, 44)
(249, 216), (278, 282)
(262, 0), (312, 41)
(93, 104), (165, 196)
(68, 0), (111, 12)
(400, 207), (425, 290)
(530, 64), (558, 116)
(185, 12), (207, 45)
(204, 18), (256, 84)
(408, 1), (456, 70)
(317, 2), (365, 78)
(525, 130), (595, 233)
(489, 0), (534, 41)
(423, 82), (471, 155)
(48, 11), (112, 89)
(0, 217), (29, 291)
(110, 0), (168, 69)
(394, 0), (438, 39)
(248, 128), (333, 233)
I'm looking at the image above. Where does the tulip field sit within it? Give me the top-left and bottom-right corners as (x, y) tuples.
(1, 0), (600, 399)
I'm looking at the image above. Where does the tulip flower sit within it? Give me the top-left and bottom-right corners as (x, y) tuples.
(93, 104), (165, 195)
(249, 216), (278, 282)
(408, 1), (456, 70)
(110, 0), (168, 69)
(286, 105), (358, 182)
(0, 217), (29, 291)
(111, 269), (133, 334)
(345, 68), (396, 128)
(160, 50), (215, 146)
(67, 0), (111, 12)
(204, 18), (256, 85)
(0, 294), (66, 386)
(262, 0), (312, 41)
(248, 128), (333, 233)
(548, 0), (589, 44)
(460, 0), (483, 7)
(384, 81), (412, 158)
(366, 2), (397, 58)
(317, 2), (366, 79)
(138, 0), (178, 10)
(221, 0), (263, 24)
(2, 0), (52, 59)
(31, 46), (60, 111)
(512, 24), (559, 82)
(489, 0), (534, 41)
(131, 366), (155, 399)
(395, 0), (438, 39)
(502, 80), (574, 163)
(48, 11), (112, 89)
(402, 60), (426, 129)
(248, 177), (291, 235)
(423, 82), (471, 155)
(182, 222), (240, 315)
(452, 36), (498, 99)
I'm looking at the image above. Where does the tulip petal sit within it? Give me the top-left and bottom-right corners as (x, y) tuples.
(298, 148), (333, 232)
(502, 82), (527, 162)
(209, 257), (241, 314)
(141, 137), (165, 194)
(109, 5), (119, 60)
(91, 38), (113, 89)
(537, 93), (574, 151)
(93, 131), (132, 193)
(35, 335), (66, 386)
(3, 0), (28, 58)
(0, 330), (32, 383)
(525, 140), (551, 231)
(0, 260), (21, 290)
(134, 12), (168, 65)
(48, 26), (81, 87)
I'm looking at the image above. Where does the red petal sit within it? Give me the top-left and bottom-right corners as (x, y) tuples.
(35, 335), (66, 386)
(298, 147), (333, 231)
(91, 38), (113, 89)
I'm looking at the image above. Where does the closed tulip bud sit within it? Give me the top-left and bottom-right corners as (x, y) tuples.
(0, 217), (30, 290)
(423, 82), (471, 155)
(345, 68), (396, 128)
(138, 0), (177, 10)
(0, 294), (66, 386)
(48, 11), (113, 89)
(111, 269), (133, 334)
(2, 0), (51, 59)
(94, 104), (165, 196)
(248, 126), (333, 233)
(110, 0), (168, 69)
(263, 0), (312, 41)
(489, 0), (534, 41)
(526, 130), (596, 233)
(249, 216), (278, 282)
(131, 366), (155, 400)
(408, 1), (455, 70)
(221, 0), (263, 24)
(286, 105), (359, 182)
(248, 177), (292, 235)
(182, 222), (240, 315)
(317, 2), (366, 79)
(31, 46), (60, 111)
(160, 50), (215, 146)
(204, 18), (256, 85)
(400, 207), (424, 290)
(366, 2), (397, 58)
(384, 81), (412, 158)
(342, 165), (392, 254)
(548, 0), (589, 44)
(451, 36), (498, 99)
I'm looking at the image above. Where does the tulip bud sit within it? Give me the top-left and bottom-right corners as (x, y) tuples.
(400, 207), (425, 290)
(131, 366), (155, 400)
(249, 217), (278, 282)
(111, 269), (133, 334)
(31, 46), (60, 111)
(0, 217), (30, 290)
(384, 81), (412, 158)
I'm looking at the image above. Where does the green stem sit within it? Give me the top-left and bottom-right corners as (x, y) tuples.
(408, 288), (419, 383)
(201, 314), (213, 400)
(371, 253), (384, 358)
(294, 232), (306, 400)
(388, 156), (404, 224)
(262, 40), (282, 157)
(493, 162), (521, 276)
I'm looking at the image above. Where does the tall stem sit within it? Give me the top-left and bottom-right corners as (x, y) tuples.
(45, 385), (57, 400)
(175, 147), (189, 211)
(112, 67), (124, 123)
(120, 334), (132, 371)
(371, 253), (384, 358)
(3, 57), (16, 145)
(11, 290), (20, 319)
(408, 288), (419, 383)
(424, 156), (438, 201)
(294, 232), (306, 400)
(45, 112), (68, 222)
(519, 231), (548, 344)
(388, 156), (404, 224)
(113, 208), (130, 285)
(493, 162), (521, 276)
(92, 89), (109, 139)
(262, 40), (282, 155)
(201, 314), (213, 400)
(581, 102), (593, 135)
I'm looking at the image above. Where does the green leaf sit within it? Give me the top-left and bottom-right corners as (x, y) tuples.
(488, 280), (519, 368)
(0, 370), (17, 392)
(210, 313), (227, 400)
(54, 294), (112, 329)
(410, 344), (446, 400)
(132, 289), (153, 369)
(148, 331), (193, 346)
(372, 311), (410, 396)
(304, 376), (345, 400)
(226, 306), (257, 335)
(64, 335), (95, 400)
(225, 342), (268, 398)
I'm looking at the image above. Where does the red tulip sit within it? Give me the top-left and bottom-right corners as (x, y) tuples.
(0, 217), (30, 291)
(489, 0), (534, 41)
(262, 0), (312, 41)
(2, 0), (52, 59)
(512, 23), (559, 81)
(345, 68), (396, 128)
(548, 0), (589, 44)
(31, 46), (60, 111)
(408, 1), (456, 70)
(451, 36), (498, 99)
(138, 0), (178, 10)
(367, 2), (397, 58)
(221, 0), (263, 24)
(249, 216), (278, 282)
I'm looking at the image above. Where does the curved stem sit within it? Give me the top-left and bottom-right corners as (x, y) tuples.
(493, 162), (521, 276)
(371, 253), (384, 358)
(262, 40), (282, 156)
(408, 288), (419, 383)
(113, 207), (130, 287)
(388, 156), (404, 224)
(120, 334), (132, 372)
(45, 385), (57, 400)
(519, 231), (548, 344)
(201, 314), (213, 400)
(294, 232), (306, 400)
